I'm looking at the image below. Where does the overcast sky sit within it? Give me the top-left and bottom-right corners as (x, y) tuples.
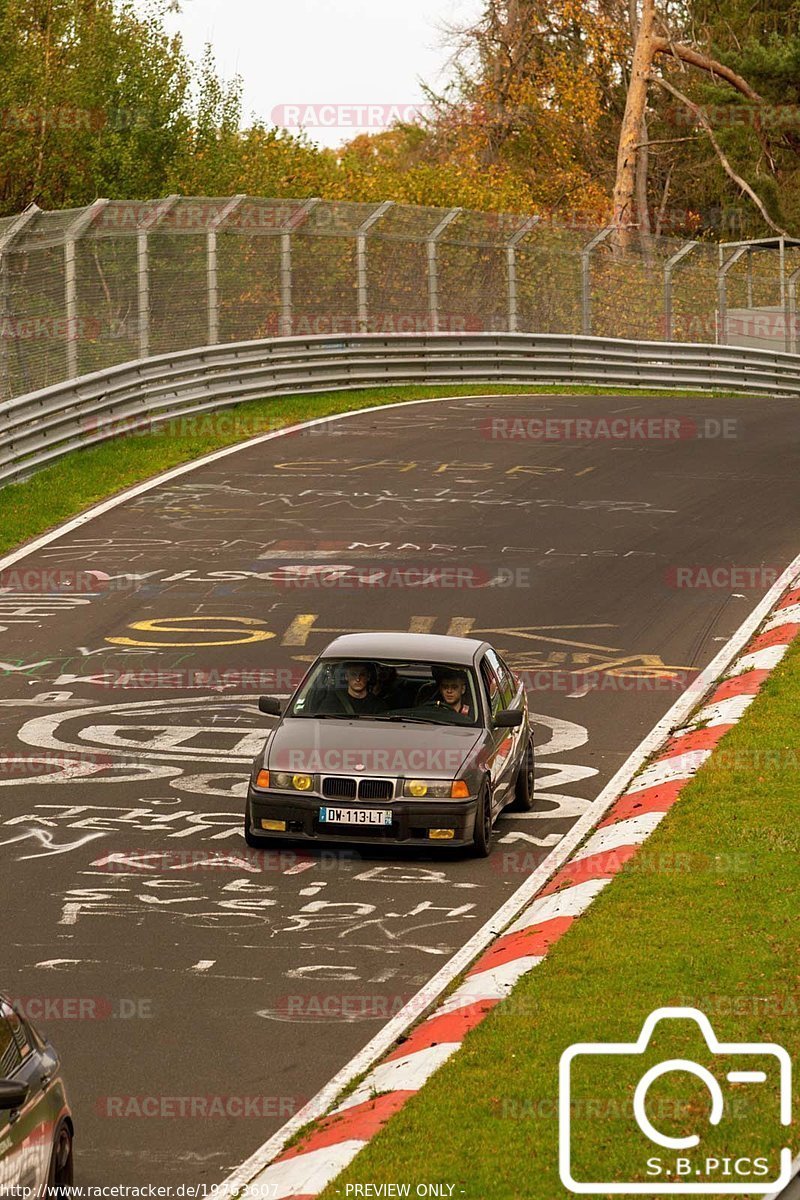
(153, 0), (481, 148)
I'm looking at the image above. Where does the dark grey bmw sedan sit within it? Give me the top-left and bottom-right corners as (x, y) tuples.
(245, 632), (534, 856)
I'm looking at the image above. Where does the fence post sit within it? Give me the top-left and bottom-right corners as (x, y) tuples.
(64, 199), (109, 379)
(663, 241), (697, 341)
(787, 266), (800, 354)
(356, 201), (394, 333)
(207, 195), (246, 346)
(280, 198), (320, 337)
(580, 226), (614, 335)
(506, 217), (539, 333)
(717, 245), (748, 345)
(137, 195), (180, 360)
(427, 208), (461, 332)
(0, 204), (40, 399)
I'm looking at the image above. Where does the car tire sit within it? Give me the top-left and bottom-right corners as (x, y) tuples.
(244, 806), (261, 848)
(508, 736), (535, 812)
(46, 1121), (74, 1197)
(472, 782), (494, 857)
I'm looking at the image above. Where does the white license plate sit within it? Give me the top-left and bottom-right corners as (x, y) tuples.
(319, 807), (392, 826)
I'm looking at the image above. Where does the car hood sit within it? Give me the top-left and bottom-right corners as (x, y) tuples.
(266, 718), (483, 780)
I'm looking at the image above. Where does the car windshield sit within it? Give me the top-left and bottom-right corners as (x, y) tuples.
(288, 658), (481, 726)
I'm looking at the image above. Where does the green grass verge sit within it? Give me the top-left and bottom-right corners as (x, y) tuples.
(320, 641), (800, 1199)
(0, 382), (732, 558)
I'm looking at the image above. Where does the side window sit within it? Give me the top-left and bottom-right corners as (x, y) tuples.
(480, 656), (503, 719)
(6, 1008), (30, 1061)
(0, 1012), (21, 1079)
(497, 653), (519, 702)
(484, 649), (514, 709)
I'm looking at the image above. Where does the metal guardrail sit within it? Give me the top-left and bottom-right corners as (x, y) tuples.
(2, 331), (800, 487)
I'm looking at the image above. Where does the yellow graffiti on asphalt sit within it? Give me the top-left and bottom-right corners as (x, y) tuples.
(277, 615), (691, 679)
(105, 612), (690, 678)
(106, 617), (276, 649)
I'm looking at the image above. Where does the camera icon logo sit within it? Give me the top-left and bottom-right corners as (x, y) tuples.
(559, 1007), (792, 1194)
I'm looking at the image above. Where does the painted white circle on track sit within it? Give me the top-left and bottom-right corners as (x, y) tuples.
(16, 695), (272, 764)
(528, 712), (588, 756)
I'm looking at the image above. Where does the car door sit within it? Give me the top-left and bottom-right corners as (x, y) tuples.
(0, 1005), (51, 1196)
(494, 648), (528, 778)
(484, 648), (525, 794)
(479, 652), (515, 807)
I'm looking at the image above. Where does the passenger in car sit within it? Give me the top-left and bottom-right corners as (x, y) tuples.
(323, 662), (381, 716)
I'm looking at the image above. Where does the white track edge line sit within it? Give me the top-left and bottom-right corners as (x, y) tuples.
(220, 550), (800, 1196)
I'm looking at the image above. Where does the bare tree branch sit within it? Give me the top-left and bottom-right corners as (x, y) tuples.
(655, 161), (673, 238)
(652, 37), (763, 102)
(654, 76), (789, 235)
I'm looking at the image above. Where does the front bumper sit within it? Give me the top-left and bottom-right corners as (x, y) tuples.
(247, 787), (479, 848)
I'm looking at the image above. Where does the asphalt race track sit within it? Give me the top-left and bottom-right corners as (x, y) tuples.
(1, 392), (798, 1186)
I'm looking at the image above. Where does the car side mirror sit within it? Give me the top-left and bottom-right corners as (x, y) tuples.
(0, 1080), (28, 1111)
(258, 697), (283, 717)
(494, 709), (524, 728)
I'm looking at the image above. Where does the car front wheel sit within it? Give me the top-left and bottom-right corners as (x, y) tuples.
(46, 1121), (73, 1197)
(508, 736), (535, 812)
(244, 806), (261, 848)
(472, 783), (494, 857)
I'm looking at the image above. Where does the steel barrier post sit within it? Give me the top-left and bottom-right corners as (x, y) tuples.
(64, 199), (109, 379)
(0, 204), (40, 398)
(427, 208), (461, 332)
(506, 217), (539, 333)
(581, 226), (614, 335)
(137, 196), (179, 360)
(280, 198), (320, 337)
(356, 201), (394, 333)
(663, 241), (697, 341)
(207, 195), (246, 345)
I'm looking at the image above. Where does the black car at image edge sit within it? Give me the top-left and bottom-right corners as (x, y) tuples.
(0, 994), (73, 1196)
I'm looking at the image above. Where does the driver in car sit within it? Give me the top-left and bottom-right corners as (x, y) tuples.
(433, 668), (472, 717)
(338, 662), (380, 716)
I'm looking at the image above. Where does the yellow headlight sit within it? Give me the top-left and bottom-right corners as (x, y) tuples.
(407, 780), (429, 798)
(292, 774), (313, 791)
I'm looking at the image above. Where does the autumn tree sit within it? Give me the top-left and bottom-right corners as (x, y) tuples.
(612, 0), (796, 244)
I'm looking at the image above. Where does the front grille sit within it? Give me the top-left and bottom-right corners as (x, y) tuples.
(322, 776), (357, 800)
(358, 778), (394, 801)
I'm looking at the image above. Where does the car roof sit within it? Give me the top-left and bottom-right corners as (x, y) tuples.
(320, 632), (485, 666)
